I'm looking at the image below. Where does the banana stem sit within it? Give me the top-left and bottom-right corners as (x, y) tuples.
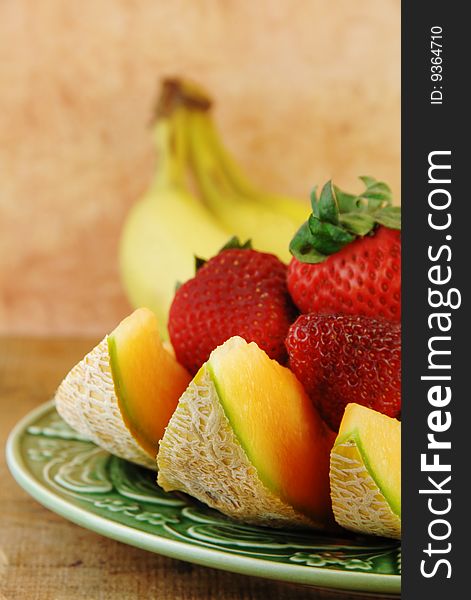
(186, 110), (244, 205)
(151, 108), (188, 190)
(197, 111), (260, 198)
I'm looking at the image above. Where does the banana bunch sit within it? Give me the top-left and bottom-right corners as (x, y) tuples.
(119, 79), (309, 337)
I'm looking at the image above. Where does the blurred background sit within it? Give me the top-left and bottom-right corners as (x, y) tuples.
(0, 0), (400, 338)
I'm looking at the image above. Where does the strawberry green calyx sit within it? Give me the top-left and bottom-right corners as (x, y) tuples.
(219, 236), (252, 252)
(289, 177), (401, 264)
(194, 237), (252, 272)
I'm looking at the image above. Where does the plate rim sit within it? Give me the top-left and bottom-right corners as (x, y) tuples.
(6, 400), (401, 595)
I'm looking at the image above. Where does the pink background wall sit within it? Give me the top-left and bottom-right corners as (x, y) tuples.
(0, 0), (400, 337)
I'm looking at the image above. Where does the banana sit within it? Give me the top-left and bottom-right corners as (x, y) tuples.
(119, 108), (230, 337)
(194, 109), (310, 224)
(120, 78), (311, 334)
(167, 78), (309, 226)
(185, 109), (305, 263)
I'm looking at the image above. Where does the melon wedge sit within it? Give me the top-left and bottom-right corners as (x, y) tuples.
(157, 336), (335, 529)
(55, 308), (191, 468)
(330, 403), (401, 539)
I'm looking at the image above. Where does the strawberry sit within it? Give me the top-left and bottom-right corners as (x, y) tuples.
(286, 313), (401, 431)
(168, 239), (298, 375)
(287, 177), (401, 321)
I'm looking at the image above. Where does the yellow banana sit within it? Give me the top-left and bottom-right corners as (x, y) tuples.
(194, 109), (310, 224)
(167, 77), (309, 226)
(119, 108), (230, 337)
(120, 78), (311, 334)
(185, 109), (304, 263)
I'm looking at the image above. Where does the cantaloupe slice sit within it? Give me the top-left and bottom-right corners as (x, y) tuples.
(157, 336), (335, 529)
(330, 403), (401, 539)
(55, 308), (191, 469)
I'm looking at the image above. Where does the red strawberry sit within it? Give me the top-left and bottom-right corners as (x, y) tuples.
(169, 239), (298, 375)
(287, 178), (401, 321)
(286, 313), (401, 431)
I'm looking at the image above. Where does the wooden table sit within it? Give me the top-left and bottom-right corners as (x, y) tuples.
(0, 338), (383, 600)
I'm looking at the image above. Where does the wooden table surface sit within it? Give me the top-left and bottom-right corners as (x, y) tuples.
(0, 337), (387, 600)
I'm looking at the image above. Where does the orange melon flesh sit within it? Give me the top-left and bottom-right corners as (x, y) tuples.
(108, 307), (191, 457)
(335, 403), (401, 516)
(208, 337), (335, 522)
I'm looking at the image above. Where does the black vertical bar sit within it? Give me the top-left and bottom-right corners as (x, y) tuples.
(403, 3), (467, 598)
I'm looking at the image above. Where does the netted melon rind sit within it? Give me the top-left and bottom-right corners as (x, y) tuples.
(157, 365), (320, 529)
(330, 439), (401, 539)
(55, 337), (156, 470)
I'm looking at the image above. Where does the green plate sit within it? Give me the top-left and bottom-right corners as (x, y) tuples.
(6, 401), (400, 596)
